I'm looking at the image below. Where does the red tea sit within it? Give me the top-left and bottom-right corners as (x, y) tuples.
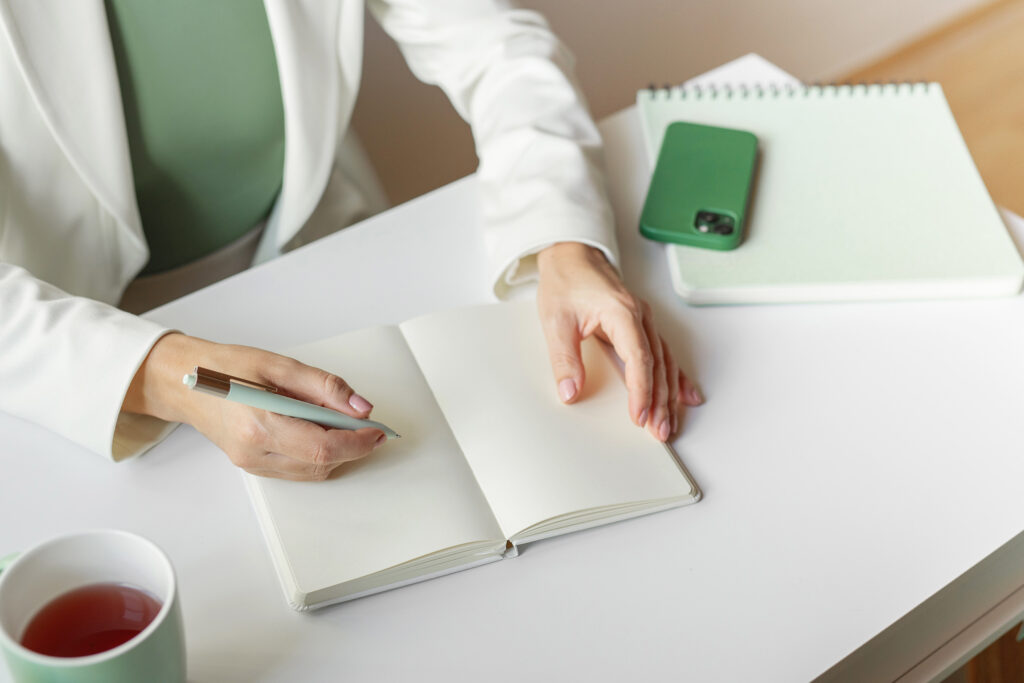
(19, 582), (163, 657)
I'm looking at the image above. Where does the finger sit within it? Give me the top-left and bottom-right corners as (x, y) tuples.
(265, 412), (385, 472)
(680, 374), (704, 406)
(242, 463), (335, 482)
(263, 357), (373, 418)
(640, 306), (670, 441)
(255, 434), (385, 481)
(540, 311), (586, 404)
(661, 337), (680, 436)
(601, 303), (654, 427)
(242, 452), (366, 482)
(244, 452), (342, 481)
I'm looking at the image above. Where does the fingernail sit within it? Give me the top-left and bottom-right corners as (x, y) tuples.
(671, 410), (678, 435)
(638, 408), (648, 427)
(349, 393), (373, 413)
(688, 385), (704, 404)
(558, 378), (577, 402)
(374, 433), (387, 447)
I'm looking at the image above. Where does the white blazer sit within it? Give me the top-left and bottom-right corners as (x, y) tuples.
(0, 0), (617, 460)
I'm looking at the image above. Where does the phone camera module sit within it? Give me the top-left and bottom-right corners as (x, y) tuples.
(694, 210), (734, 236)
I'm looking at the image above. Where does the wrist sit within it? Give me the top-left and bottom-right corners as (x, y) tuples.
(537, 242), (608, 274)
(122, 332), (201, 424)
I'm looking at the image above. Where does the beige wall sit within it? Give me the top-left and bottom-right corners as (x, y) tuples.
(351, 0), (989, 206)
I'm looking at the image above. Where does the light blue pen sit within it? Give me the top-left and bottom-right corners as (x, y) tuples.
(182, 366), (400, 439)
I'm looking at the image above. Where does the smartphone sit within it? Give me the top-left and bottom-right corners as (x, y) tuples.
(639, 121), (758, 251)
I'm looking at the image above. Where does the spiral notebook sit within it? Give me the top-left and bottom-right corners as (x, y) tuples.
(637, 83), (1024, 305)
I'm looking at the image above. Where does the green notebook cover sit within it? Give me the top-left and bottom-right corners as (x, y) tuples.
(637, 83), (1024, 305)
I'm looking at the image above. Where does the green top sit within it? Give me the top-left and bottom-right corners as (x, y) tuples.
(105, 0), (285, 274)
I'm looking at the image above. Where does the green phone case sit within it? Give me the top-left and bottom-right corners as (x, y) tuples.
(639, 121), (758, 251)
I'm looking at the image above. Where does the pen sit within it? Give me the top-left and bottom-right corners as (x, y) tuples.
(182, 367), (400, 439)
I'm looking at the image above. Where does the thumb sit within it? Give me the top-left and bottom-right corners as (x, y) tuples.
(542, 315), (586, 404)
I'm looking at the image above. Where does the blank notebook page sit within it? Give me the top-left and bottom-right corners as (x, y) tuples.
(637, 84), (1024, 304)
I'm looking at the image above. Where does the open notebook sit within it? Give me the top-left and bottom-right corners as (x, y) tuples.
(637, 83), (1024, 304)
(245, 302), (700, 610)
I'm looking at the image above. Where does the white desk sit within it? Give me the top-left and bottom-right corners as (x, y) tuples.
(3, 55), (1024, 683)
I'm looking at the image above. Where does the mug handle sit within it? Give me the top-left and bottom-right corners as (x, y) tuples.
(0, 552), (19, 574)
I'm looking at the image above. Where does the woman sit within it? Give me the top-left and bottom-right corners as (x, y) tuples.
(0, 0), (702, 480)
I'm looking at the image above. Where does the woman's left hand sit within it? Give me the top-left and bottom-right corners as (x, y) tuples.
(536, 242), (703, 441)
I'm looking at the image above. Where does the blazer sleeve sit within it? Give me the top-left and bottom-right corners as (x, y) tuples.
(0, 263), (177, 460)
(366, 0), (618, 297)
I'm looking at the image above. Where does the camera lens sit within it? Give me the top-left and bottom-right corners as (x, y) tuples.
(698, 211), (718, 223)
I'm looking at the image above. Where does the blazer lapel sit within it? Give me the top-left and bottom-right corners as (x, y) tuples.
(0, 0), (145, 252)
(260, 0), (354, 260)
(0, 0), (357, 268)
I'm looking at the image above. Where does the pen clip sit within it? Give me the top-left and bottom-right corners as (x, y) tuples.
(192, 366), (278, 397)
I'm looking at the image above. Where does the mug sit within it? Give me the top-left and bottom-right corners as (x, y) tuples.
(0, 529), (186, 683)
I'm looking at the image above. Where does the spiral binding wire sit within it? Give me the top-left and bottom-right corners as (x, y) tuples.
(641, 80), (933, 99)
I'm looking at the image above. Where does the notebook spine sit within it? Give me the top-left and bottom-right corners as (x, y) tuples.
(642, 81), (934, 99)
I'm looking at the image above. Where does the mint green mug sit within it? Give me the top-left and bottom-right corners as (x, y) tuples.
(0, 529), (186, 683)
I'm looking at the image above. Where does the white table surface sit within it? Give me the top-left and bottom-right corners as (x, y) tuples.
(3, 54), (1024, 683)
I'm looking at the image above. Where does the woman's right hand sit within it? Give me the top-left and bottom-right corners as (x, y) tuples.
(122, 332), (386, 481)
